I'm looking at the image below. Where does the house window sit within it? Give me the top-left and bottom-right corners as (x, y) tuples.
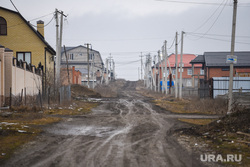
(222, 67), (229, 71)
(69, 53), (74, 60)
(0, 17), (7, 35)
(89, 53), (94, 60)
(200, 69), (204, 75)
(187, 69), (192, 75)
(179, 63), (184, 67)
(178, 68), (183, 72)
(17, 52), (31, 64)
(172, 69), (176, 75)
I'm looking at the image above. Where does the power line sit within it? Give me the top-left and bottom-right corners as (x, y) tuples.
(187, 32), (250, 39)
(190, 0), (227, 33)
(29, 14), (55, 28)
(155, 0), (250, 6)
(186, 33), (250, 45)
(187, 0), (229, 40)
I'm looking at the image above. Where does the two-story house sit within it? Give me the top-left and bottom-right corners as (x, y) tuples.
(0, 7), (56, 89)
(61, 45), (104, 86)
(190, 51), (250, 80)
(158, 54), (203, 87)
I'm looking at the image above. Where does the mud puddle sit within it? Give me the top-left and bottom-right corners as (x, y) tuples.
(46, 124), (126, 137)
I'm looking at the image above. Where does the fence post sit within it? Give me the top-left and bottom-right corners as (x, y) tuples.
(20, 89), (23, 104)
(9, 87), (12, 108)
(48, 87), (50, 109)
(39, 90), (43, 109)
(24, 88), (26, 105)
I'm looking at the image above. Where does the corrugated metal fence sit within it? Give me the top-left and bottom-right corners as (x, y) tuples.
(213, 77), (250, 98)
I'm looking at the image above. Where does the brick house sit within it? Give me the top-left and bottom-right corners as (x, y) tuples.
(0, 45), (42, 106)
(190, 52), (250, 80)
(158, 54), (204, 87)
(60, 66), (82, 86)
(0, 7), (56, 88)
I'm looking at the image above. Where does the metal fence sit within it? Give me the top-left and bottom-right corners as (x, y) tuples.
(59, 85), (71, 104)
(213, 77), (250, 98)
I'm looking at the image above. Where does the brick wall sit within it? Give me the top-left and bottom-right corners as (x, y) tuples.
(208, 67), (236, 78)
(61, 66), (82, 85)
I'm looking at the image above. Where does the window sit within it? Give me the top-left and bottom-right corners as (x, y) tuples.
(0, 17), (7, 35)
(179, 63), (184, 67)
(172, 69), (176, 75)
(200, 69), (204, 75)
(178, 68), (183, 72)
(17, 52), (31, 64)
(187, 69), (192, 75)
(69, 53), (74, 60)
(89, 53), (94, 60)
(222, 67), (229, 71)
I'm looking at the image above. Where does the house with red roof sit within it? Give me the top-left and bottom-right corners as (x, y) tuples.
(157, 54), (204, 87)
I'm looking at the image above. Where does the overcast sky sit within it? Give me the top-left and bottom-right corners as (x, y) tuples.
(1, 0), (250, 80)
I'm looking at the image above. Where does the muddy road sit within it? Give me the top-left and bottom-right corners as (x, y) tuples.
(3, 81), (216, 167)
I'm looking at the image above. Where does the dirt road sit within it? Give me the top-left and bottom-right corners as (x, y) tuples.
(3, 81), (218, 167)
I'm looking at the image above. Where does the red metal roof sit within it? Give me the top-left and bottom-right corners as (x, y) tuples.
(159, 54), (202, 68)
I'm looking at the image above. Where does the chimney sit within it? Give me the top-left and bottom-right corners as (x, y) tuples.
(37, 20), (44, 37)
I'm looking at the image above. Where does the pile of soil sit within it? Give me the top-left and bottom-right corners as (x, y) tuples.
(181, 109), (250, 136)
(71, 84), (101, 99)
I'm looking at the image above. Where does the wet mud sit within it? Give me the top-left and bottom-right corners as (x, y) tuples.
(3, 81), (212, 167)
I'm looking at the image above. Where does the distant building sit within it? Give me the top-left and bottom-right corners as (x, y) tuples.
(157, 54), (203, 87)
(190, 51), (250, 80)
(61, 66), (82, 86)
(61, 45), (104, 86)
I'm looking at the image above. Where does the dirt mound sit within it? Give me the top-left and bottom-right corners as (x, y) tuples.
(71, 84), (101, 98)
(181, 109), (250, 136)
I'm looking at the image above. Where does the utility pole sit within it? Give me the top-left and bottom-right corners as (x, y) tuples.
(55, 9), (67, 86)
(140, 52), (143, 80)
(92, 54), (95, 89)
(175, 32), (178, 98)
(55, 9), (59, 85)
(85, 43), (91, 88)
(154, 55), (157, 92)
(228, 0), (238, 113)
(164, 40), (168, 95)
(113, 60), (115, 80)
(161, 50), (164, 94)
(109, 54), (113, 81)
(158, 50), (161, 92)
(179, 31), (184, 99)
(105, 58), (109, 84)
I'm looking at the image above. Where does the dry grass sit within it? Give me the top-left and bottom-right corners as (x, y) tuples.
(45, 102), (99, 115)
(178, 119), (216, 125)
(0, 113), (61, 163)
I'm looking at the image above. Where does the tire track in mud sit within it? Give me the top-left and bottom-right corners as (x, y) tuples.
(3, 81), (208, 167)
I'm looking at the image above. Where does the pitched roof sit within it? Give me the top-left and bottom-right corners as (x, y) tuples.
(204, 52), (250, 67)
(61, 45), (100, 54)
(190, 55), (205, 64)
(159, 54), (202, 68)
(0, 7), (56, 55)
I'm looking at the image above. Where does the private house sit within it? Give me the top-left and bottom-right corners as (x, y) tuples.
(190, 52), (250, 80)
(0, 45), (42, 106)
(0, 7), (56, 85)
(60, 66), (82, 86)
(158, 54), (204, 87)
(61, 45), (104, 86)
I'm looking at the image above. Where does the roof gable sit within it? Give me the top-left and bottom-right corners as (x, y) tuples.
(0, 7), (56, 55)
(167, 54), (202, 67)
